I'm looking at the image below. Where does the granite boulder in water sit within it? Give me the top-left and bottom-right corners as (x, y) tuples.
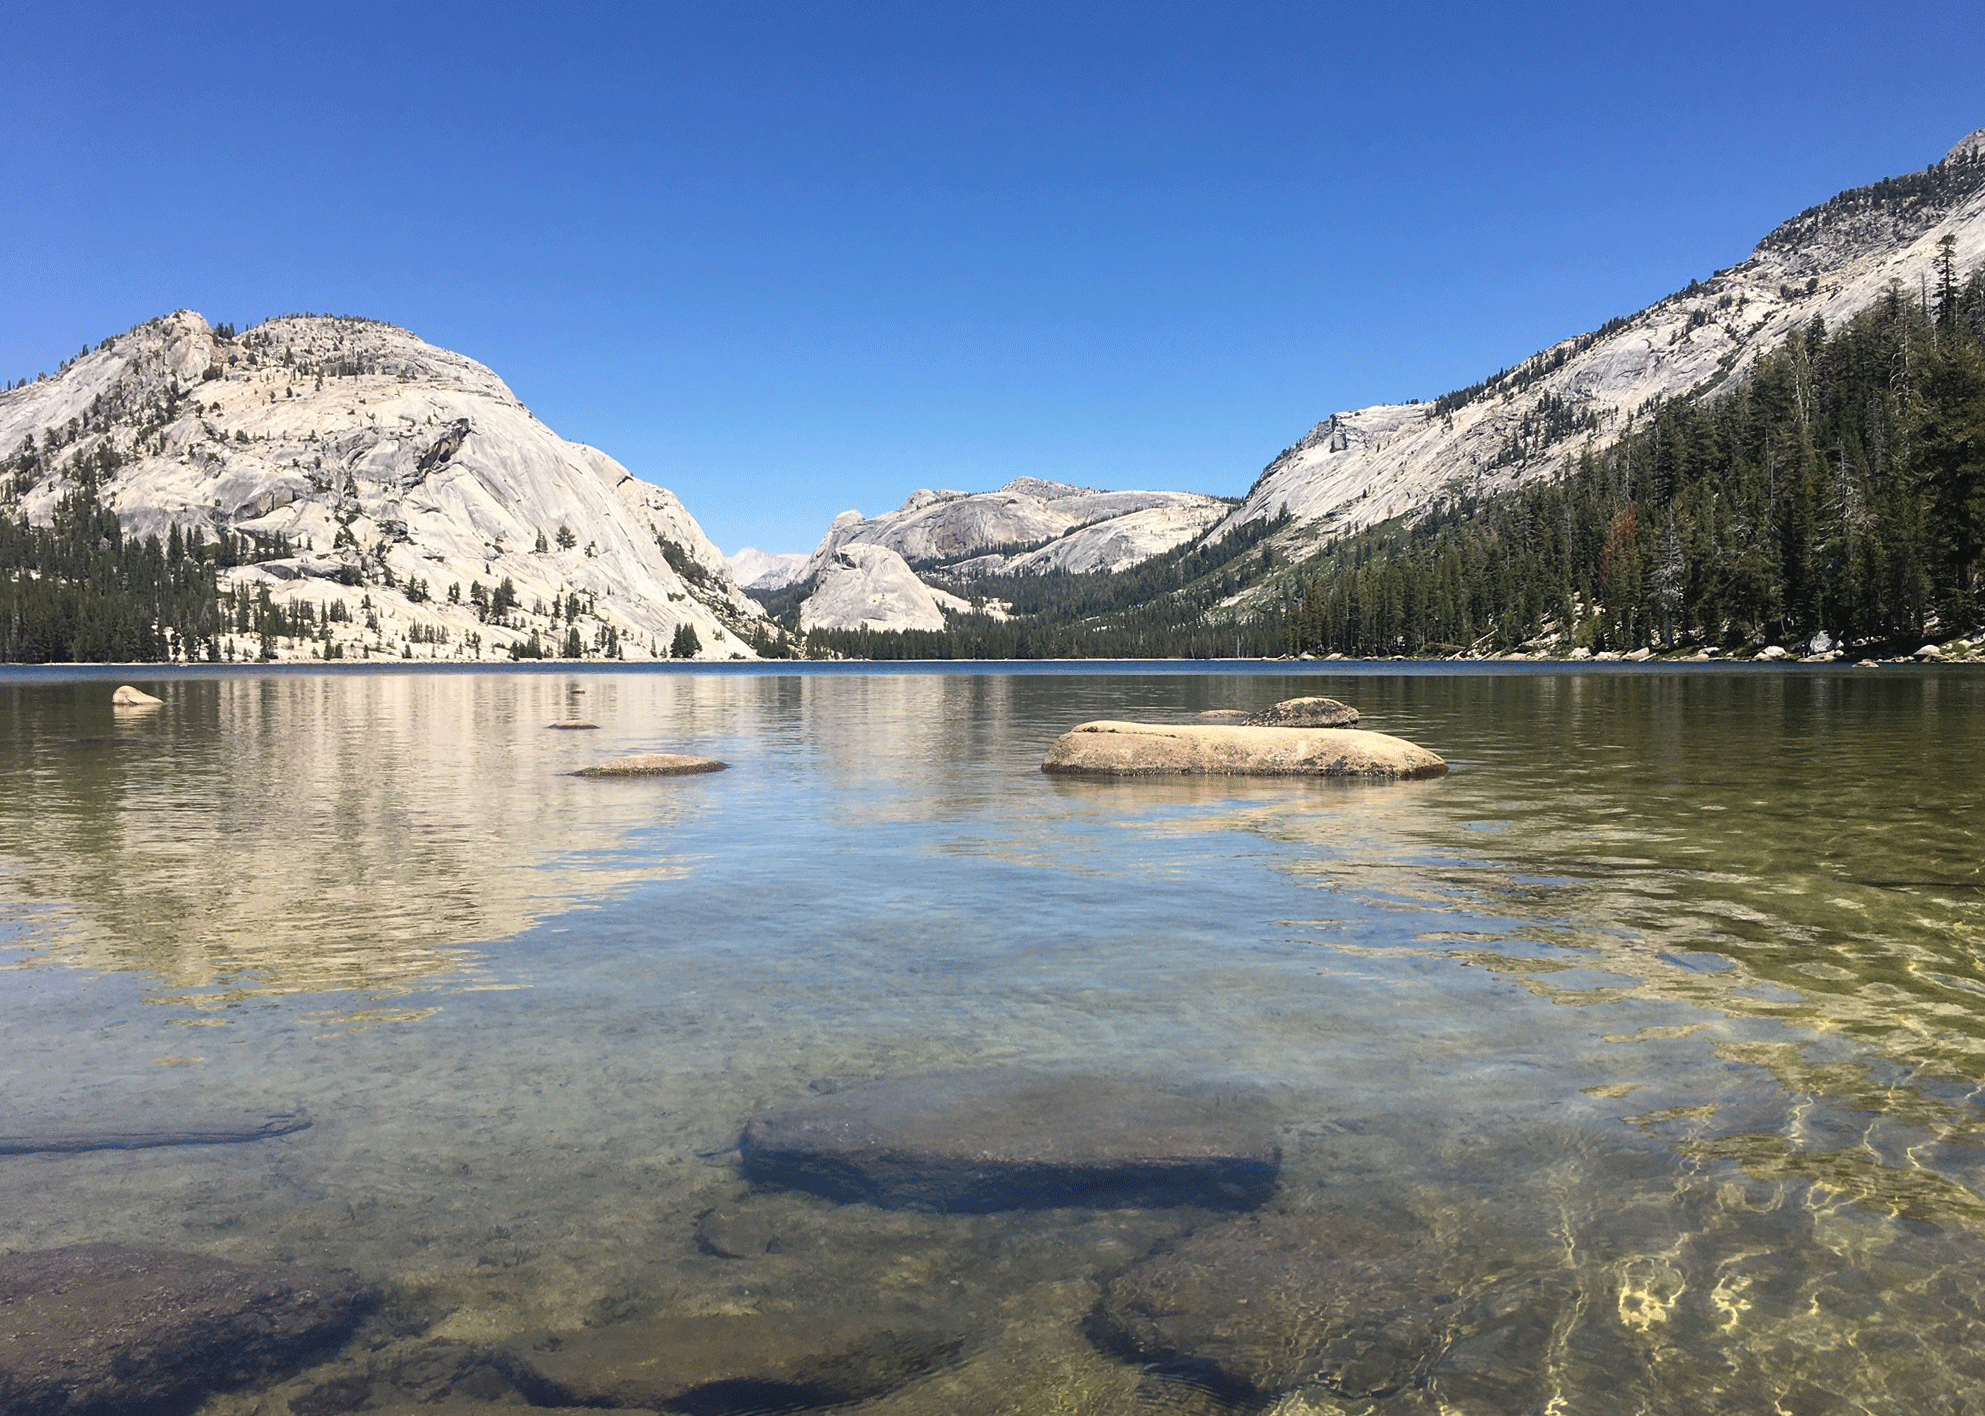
(1090, 1210), (1457, 1401)
(738, 1072), (1281, 1212)
(0, 1243), (376, 1416)
(570, 753), (726, 778)
(1042, 721), (1445, 780)
(1243, 696), (1360, 728)
(505, 1310), (959, 1413)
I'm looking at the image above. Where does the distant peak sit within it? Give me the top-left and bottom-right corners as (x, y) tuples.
(1001, 477), (1089, 500)
(1948, 128), (1985, 164)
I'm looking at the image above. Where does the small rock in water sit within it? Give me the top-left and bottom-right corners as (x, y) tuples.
(1195, 709), (1252, 722)
(545, 722), (600, 730)
(0, 1243), (377, 1416)
(110, 685), (163, 707)
(570, 753), (727, 777)
(1090, 1210), (1456, 1402)
(694, 1207), (788, 1259)
(1242, 696), (1360, 728)
(505, 1310), (960, 1413)
(738, 1071), (1282, 1211)
(1042, 722), (1444, 780)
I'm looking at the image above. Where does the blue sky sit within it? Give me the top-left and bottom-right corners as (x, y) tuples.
(3, 3), (1979, 553)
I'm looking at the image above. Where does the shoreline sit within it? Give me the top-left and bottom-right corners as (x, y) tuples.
(2, 653), (1977, 679)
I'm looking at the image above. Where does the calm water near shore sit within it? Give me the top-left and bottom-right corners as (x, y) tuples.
(2, 663), (1983, 1413)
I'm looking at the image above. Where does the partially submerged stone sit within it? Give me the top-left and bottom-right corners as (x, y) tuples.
(1242, 696), (1359, 728)
(571, 753), (727, 778)
(739, 1072), (1281, 1212)
(545, 721), (600, 730)
(1090, 1211), (1456, 1402)
(1042, 722), (1445, 780)
(0, 1243), (376, 1416)
(110, 685), (162, 707)
(1195, 709), (1251, 722)
(505, 1311), (959, 1413)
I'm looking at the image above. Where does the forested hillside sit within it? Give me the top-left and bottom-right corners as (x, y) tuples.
(1278, 249), (1985, 657)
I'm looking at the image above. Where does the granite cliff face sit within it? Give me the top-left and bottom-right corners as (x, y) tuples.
(1220, 131), (1985, 554)
(789, 478), (1228, 632)
(0, 312), (774, 660)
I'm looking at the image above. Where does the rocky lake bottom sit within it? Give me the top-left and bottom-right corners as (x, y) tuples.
(1, 662), (1982, 1415)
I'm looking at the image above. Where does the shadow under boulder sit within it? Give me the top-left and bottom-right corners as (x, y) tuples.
(739, 1072), (1282, 1213)
(0, 1243), (377, 1416)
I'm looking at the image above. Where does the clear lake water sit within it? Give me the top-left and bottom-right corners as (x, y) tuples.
(1, 662), (1982, 1414)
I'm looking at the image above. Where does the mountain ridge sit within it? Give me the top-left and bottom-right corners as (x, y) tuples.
(0, 312), (775, 661)
(1216, 129), (1985, 565)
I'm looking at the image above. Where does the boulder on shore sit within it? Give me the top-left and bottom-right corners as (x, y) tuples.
(504, 1310), (960, 1412)
(110, 685), (163, 707)
(1042, 722), (1445, 780)
(0, 1244), (376, 1416)
(739, 1072), (1282, 1212)
(570, 753), (726, 778)
(1242, 696), (1359, 728)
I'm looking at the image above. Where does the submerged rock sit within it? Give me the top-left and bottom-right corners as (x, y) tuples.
(1242, 696), (1359, 728)
(0, 1243), (376, 1416)
(570, 753), (727, 778)
(545, 721), (600, 730)
(1090, 1211), (1457, 1402)
(0, 1108), (310, 1156)
(1041, 722), (1445, 780)
(110, 685), (163, 707)
(505, 1310), (960, 1413)
(1195, 709), (1251, 722)
(738, 1072), (1281, 1212)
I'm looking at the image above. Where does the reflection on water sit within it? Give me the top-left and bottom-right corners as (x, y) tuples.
(0, 664), (1981, 1414)
(0, 673), (707, 1017)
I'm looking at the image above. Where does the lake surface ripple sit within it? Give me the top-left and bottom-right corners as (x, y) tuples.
(1, 665), (1981, 1414)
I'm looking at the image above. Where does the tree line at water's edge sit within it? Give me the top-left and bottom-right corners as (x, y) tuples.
(805, 251), (1985, 661)
(1273, 249), (1985, 658)
(7, 255), (1983, 663)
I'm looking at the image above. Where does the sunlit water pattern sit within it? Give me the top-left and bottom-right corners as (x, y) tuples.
(1, 664), (1982, 1414)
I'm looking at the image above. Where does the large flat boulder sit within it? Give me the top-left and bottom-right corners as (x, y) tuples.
(504, 1311), (959, 1413)
(738, 1073), (1281, 1212)
(1042, 722), (1445, 780)
(1090, 1211), (1456, 1402)
(0, 1244), (377, 1416)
